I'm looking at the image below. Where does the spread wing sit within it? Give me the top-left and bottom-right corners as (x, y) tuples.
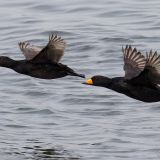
(123, 45), (146, 80)
(19, 42), (42, 60)
(31, 34), (66, 64)
(145, 50), (160, 84)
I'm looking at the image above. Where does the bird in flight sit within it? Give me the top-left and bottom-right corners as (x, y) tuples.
(85, 45), (160, 102)
(0, 34), (85, 79)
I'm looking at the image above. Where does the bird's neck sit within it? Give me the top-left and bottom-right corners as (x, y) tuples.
(0, 56), (17, 69)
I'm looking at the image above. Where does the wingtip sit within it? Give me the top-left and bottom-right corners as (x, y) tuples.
(122, 45), (124, 52)
(79, 74), (85, 78)
(69, 72), (85, 78)
(48, 33), (65, 42)
(75, 73), (85, 78)
(18, 42), (30, 49)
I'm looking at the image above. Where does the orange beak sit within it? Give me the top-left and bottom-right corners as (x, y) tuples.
(85, 79), (93, 85)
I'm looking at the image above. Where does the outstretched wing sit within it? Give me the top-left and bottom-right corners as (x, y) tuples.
(31, 34), (66, 63)
(18, 42), (42, 60)
(19, 42), (42, 60)
(123, 45), (146, 80)
(145, 50), (160, 84)
(146, 50), (160, 73)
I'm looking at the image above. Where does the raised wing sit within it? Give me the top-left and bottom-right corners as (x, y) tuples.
(19, 42), (42, 60)
(145, 50), (160, 84)
(31, 34), (66, 63)
(123, 45), (146, 80)
(146, 50), (160, 73)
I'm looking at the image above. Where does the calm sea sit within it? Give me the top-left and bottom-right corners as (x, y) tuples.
(0, 0), (160, 159)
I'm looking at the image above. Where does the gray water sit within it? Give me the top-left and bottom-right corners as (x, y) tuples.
(0, 0), (160, 159)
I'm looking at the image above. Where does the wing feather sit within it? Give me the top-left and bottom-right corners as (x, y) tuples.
(146, 50), (160, 74)
(123, 45), (146, 80)
(19, 42), (42, 60)
(31, 34), (66, 63)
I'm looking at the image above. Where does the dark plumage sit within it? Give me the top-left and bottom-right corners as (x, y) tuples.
(0, 34), (85, 79)
(85, 45), (160, 103)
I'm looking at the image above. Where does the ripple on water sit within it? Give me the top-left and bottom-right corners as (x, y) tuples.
(0, 0), (160, 160)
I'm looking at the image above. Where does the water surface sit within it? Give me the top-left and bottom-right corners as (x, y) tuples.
(0, 0), (160, 159)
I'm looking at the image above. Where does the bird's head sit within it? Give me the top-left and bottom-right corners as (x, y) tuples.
(0, 56), (16, 68)
(84, 75), (112, 87)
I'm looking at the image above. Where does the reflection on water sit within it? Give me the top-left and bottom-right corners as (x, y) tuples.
(22, 145), (79, 160)
(3, 139), (80, 160)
